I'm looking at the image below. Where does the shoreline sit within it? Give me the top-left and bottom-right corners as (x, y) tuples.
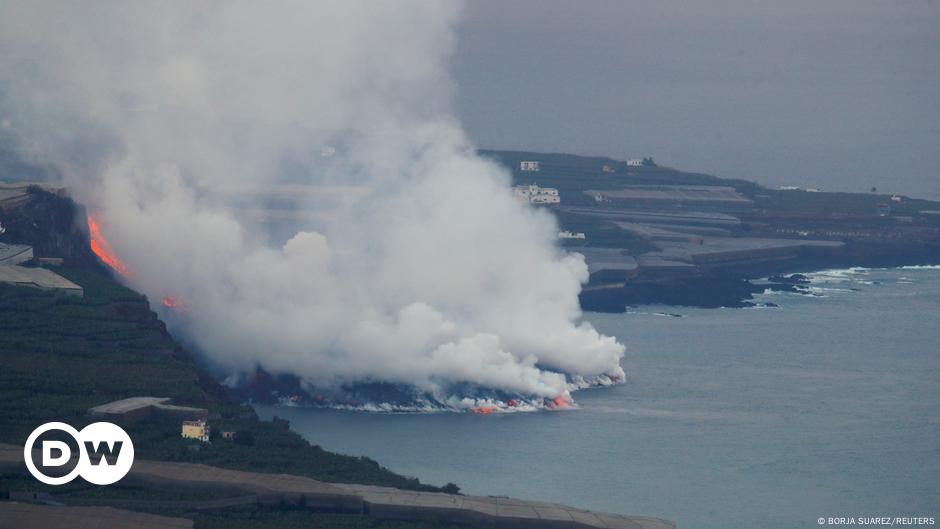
(579, 250), (940, 311)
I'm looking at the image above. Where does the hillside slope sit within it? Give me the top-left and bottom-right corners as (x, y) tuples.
(482, 149), (940, 309)
(0, 269), (452, 492)
(0, 188), (452, 493)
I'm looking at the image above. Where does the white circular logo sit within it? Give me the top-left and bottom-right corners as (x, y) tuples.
(23, 421), (134, 486)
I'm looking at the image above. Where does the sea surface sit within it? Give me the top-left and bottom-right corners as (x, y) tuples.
(256, 266), (940, 529)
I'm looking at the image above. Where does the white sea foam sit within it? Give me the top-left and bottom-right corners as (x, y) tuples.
(625, 310), (686, 318)
(899, 264), (940, 270)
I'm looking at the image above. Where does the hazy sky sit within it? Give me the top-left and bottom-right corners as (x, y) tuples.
(454, 0), (940, 199)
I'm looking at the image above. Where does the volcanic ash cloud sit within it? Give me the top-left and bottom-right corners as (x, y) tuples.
(0, 1), (625, 408)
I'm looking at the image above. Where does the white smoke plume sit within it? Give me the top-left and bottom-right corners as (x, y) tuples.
(0, 2), (624, 408)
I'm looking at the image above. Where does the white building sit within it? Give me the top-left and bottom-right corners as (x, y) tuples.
(626, 159), (643, 167)
(520, 161), (540, 172)
(181, 420), (210, 443)
(558, 230), (586, 239)
(514, 184), (560, 205)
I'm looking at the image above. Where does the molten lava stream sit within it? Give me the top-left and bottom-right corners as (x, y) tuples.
(87, 213), (130, 277)
(162, 295), (186, 312)
(550, 394), (572, 409)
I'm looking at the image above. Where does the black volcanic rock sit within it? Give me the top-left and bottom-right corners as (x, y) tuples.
(0, 186), (107, 272)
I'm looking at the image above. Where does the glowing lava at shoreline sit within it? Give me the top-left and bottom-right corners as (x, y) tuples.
(549, 394), (573, 409)
(87, 213), (130, 277)
(468, 394), (573, 415)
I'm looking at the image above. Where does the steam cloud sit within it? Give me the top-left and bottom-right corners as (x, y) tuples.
(0, 2), (624, 408)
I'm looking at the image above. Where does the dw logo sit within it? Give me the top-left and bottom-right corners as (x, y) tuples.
(23, 422), (134, 485)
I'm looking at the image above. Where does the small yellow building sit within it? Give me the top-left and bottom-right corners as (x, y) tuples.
(181, 420), (210, 442)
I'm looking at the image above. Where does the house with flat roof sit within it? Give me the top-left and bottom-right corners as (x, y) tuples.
(514, 184), (560, 205)
(182, 420), (210, 443)
(520, 161), (540, 172)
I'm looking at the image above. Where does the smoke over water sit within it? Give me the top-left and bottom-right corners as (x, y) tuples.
(0, 2), (624, 410)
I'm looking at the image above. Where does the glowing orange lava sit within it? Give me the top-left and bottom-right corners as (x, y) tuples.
(550, 394), (572, 409)
(87, 213), (129, 277)
(161, 295), (186, 311)
(471, 406), (496, 415)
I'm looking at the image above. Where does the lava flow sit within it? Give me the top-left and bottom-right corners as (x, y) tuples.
(548, 394), (572, 409)
(161, 295), (186, 312)
(87, 213), (129, 277)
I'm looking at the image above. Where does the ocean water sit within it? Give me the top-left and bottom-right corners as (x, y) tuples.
(256, 266), (940, 529)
